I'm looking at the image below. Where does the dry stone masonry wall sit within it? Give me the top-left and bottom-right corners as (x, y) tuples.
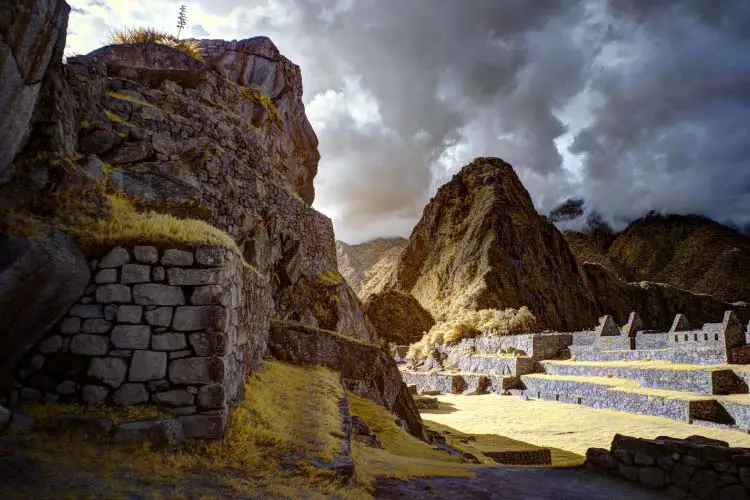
(11, 244), (261, 438)
(588, 434), (750, 499)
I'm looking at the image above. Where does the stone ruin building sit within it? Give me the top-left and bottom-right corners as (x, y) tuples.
(401, 310), (750, 432)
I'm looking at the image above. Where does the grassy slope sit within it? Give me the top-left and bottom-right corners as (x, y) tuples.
(1, 362), (369, 499)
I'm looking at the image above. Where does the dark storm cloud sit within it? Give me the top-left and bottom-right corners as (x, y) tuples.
(197, 0), (750, 241)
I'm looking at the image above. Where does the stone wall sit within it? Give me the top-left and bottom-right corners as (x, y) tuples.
(447, 333), (573, 361)
(587, 433), (750, 499)
(10, 244), (268, 438)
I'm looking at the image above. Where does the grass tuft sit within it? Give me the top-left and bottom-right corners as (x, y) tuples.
(106, 27), (204, 61)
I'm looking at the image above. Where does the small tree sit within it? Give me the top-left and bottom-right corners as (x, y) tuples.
(176, 5), (187, 39)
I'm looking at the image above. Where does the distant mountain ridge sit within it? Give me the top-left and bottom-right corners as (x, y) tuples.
(336, 237), (408, 300)
(563, 213), (750, 303)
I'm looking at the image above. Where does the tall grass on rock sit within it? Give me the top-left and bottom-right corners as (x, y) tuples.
(106, 26), (204, 61)
(407, 306), (536, 362)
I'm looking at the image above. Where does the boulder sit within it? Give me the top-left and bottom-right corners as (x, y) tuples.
(113, 419), (184, 447)
(364, 289), (435, 345)
(0, 231), (90, 391)
(0, 0), (70, 183)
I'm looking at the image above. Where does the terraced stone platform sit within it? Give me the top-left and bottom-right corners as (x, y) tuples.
(522, 360), (750, 430)
(401, 370), (521, 395)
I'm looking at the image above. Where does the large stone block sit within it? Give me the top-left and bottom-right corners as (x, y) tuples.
(191, 285), (230, 306)
(81, 318), (113, 334)
(111, 325), (151, 349)
(68, 304), (104, 318)
(145, 307), (173, 326)
(134, 246), (159, 264)
(113, 383), (149, 405)
(129, 350), (167, 382)
(116, 305), (143, 324)
(180, 414), (226, 439)
(153, 389), (194, 406)
(167, 268), (221, 286)
(114, 419), (184, 446)
(71, 334), (110, 356)
(188, 332), (228, 356)
(96, 284), (132, 304)
(59, 317), (81, 334)
(99, 247), (130, 268)
(88, 357), (128, 388)
(197, 384), (226, 409)
(39, 336), (63, 354)
(94, 269), (117, 284)
(82, 385), (110, 404)
(195, 246), (227, 266)
(172, 306), (228, 331)
(161, 249), (194, 266)
(151, 333), (186, 351)
(0, 231), (90, 390)
(169, 357), (224, 384)
(121, 264), (151, 284)
(133, 284), (185, 306)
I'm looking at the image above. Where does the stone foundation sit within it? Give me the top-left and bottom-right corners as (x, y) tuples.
(587, 434), (750, 498)
(10, 244), (267, 438)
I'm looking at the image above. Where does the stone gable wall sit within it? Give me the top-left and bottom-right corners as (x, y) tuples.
(11, 244), (268, 438)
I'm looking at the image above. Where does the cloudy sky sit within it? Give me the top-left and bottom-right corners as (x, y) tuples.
(65, 0), (750, 243)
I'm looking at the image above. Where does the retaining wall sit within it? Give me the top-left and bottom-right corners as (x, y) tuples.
(587, 434), (750, 499)
(11, 244), (268, 438)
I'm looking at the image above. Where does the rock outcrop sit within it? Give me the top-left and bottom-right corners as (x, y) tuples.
(0, 230), (90, 392)
(269, 322), (427, 441)
(336, 237), (407, 301)
(566, 213), (750, 303)
(0, 1), (387, 439)
(0, 0), (70, 184)
(364, 290), (435, 345)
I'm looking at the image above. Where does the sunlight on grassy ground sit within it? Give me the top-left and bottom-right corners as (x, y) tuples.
(348, 393), (478, 485)
(422, 394), (750, 466)
(0, 362), (371, 499)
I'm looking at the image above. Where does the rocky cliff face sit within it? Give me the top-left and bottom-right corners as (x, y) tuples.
(336, 237), (407, 301)
(0, 2), (384, 418)
(566, 214), (750, 304)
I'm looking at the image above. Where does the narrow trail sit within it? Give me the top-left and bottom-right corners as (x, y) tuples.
(374, 466), (667, 500)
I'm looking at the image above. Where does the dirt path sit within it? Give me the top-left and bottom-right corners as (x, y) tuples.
(374, 466), (666, 500)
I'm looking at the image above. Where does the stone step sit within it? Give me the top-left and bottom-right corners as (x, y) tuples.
(540, 361), (749, 395)
(400, 370), (521, 395)
(446, 354), (537, 376)
(715, 397), (750, 428)
(569, 345), (730, 365)
(520, 374), (718, 423)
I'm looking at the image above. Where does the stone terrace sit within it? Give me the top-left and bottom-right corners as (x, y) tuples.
(401, 311), (750, 433)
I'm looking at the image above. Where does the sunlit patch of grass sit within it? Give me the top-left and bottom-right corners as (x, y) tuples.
(422, 394), (750, 465)
(2, 362), (370, 499)
(347, 393), (477, 486)
(21, 403), (171, 426)
(104, 108), (131, 126)
(105, 90), (158, 109)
